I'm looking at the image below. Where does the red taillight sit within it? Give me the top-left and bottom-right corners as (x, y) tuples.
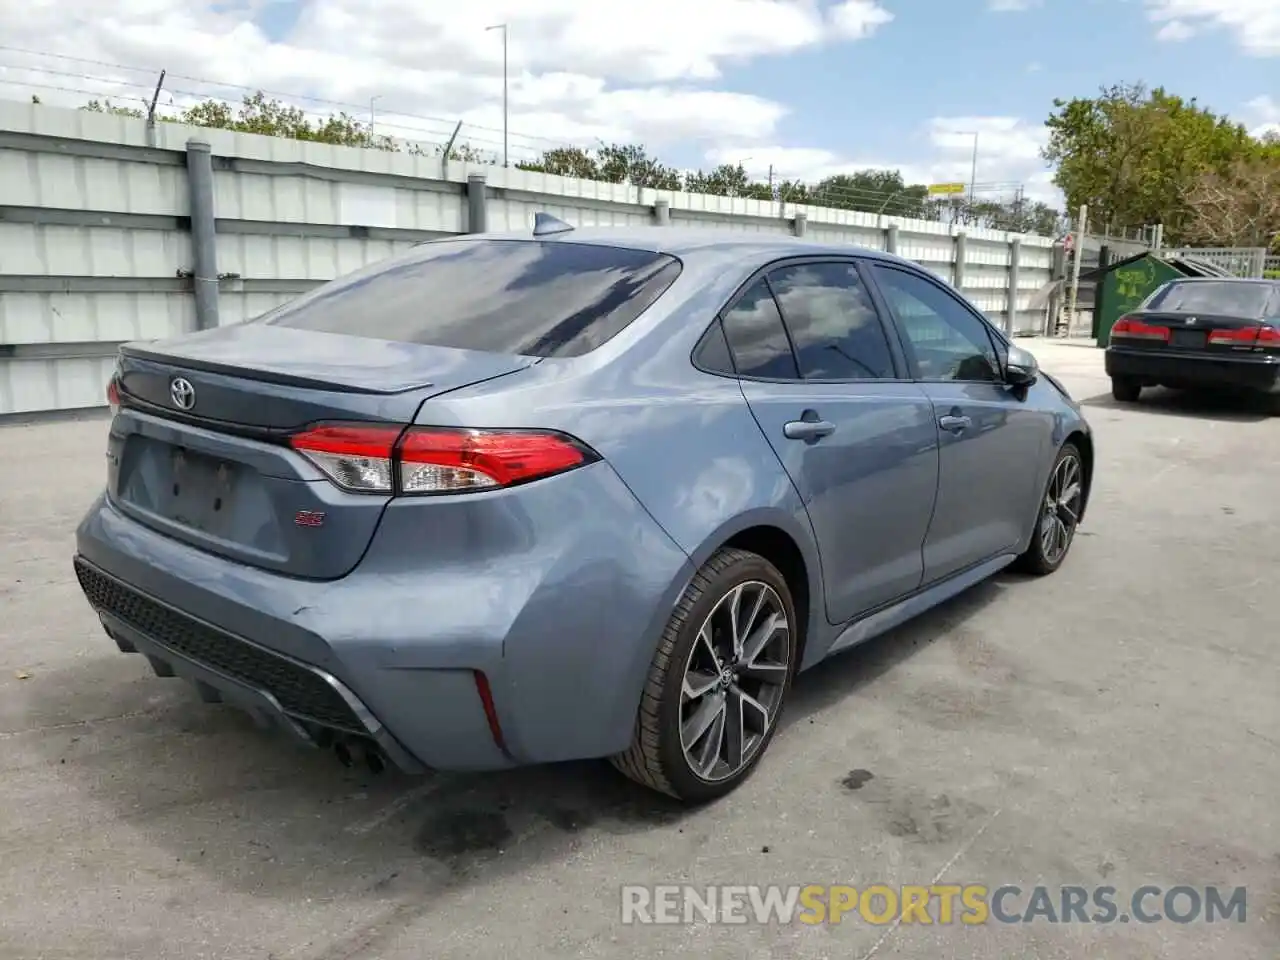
(288, 423), (595, 495)
(1207, 325), (1280, 347)
(398, 428), (590, 493)
(1111, 315), (1169, 342)
(106, 377), (121, 415)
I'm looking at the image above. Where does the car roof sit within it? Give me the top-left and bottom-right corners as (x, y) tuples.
(466, 225), (924, 271)
(1165, 276), (1280, 286)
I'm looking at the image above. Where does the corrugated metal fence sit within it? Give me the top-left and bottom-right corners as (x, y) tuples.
(0, 101), (1057, 416)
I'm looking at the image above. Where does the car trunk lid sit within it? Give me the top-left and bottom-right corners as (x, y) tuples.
(109, 325), (535, 580)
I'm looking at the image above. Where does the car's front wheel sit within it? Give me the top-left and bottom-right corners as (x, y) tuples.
(612, 547), (797, 802)
(1015, 441), (1085, 576)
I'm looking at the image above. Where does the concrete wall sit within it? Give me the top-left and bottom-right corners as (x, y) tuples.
(0, 101), (1057, 416)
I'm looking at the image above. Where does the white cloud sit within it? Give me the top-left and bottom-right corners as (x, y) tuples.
(987, 0), (1039, 12)
(1243, 95), (1280, 137)
(1155, 19), (1196, 41)
(0, 0), (893, 162)
(1144, 0), (1280, 55)
(827, 0), (894, 38)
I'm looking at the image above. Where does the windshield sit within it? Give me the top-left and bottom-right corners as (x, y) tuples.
(1143, 281), (1276, 319)
(257, 238), (682, 358)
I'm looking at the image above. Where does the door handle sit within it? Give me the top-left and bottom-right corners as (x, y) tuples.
(938, 414), (971, 433)
(783, 418), (836, 441)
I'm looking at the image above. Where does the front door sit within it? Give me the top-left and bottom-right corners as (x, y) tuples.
(720, 263), (940, 625)
(866, 263), (1048, 584)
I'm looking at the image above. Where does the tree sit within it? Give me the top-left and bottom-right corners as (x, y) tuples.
(1042, 83), (1257, 242)
(82, 98), (145, 119)
(1184, 154), (1280, 249)
(812, 170), (929, 218)
(517, 146), (600, 179)
(81, 91), (482, 161)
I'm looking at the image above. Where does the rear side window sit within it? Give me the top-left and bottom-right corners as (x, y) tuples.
(257, 239), (682, 358)
(1143, 281), (1274, 318)
(720, 279), (800, 379)
(766, 262), (896, 380)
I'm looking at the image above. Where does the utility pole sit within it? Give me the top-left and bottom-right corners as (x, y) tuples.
(486, 23), (509, 166)
(1064, 203), (1088, 337)
(968, 132), (979, 220)
(369, 94), (381, 140)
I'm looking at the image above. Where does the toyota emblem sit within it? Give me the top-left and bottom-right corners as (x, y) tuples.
(169, 377), (196, 410)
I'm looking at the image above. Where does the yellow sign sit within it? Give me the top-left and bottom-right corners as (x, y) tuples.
(927, 182), (967, 195)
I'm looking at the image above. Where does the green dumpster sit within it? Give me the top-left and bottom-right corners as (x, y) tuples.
(1083, 252), (1228, 348)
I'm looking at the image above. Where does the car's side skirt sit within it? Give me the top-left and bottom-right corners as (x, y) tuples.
(820, 553), (1019, 660)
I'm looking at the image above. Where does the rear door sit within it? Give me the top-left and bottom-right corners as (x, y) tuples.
(724, 259), (940, 625)
(865, 263), (1048, 584)
(107, 237), (682, 580)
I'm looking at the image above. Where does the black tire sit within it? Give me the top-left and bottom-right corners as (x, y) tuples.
(1014, 442), (1085, 577)
(1111, 376), (1141, 403)
(611, 547), (798, 802)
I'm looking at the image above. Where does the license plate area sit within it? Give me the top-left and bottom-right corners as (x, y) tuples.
(1170, 329), (1207, 349)
(163, 447), (241, 534)
(117, 436), (249, 537)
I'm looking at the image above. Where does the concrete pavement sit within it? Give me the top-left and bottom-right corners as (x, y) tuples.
(1, 339), (1276, 959)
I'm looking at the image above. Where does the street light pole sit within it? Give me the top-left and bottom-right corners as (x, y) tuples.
(486, 23), (509, 167)
(369, 95), (381, 141)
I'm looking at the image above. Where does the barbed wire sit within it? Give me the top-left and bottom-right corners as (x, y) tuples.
(0, 46), (1057, 232)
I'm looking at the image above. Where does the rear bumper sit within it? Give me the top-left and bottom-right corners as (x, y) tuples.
(73, 461), (693, 773)
(76, 557), (429, 772)
(1105, 347), (1280, 392)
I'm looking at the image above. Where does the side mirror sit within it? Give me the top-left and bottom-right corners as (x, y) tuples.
(1004, 344), (1039, 387)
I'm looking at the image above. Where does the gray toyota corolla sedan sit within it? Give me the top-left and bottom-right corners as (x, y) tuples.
(74, 219), (1094, 802)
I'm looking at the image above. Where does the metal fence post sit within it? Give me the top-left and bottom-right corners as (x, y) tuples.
(653, 200), (670, 225)
(1006, 238), (1021, 336)
(467, 174), (488, 234)
(793, 211), (807, 237)
(885, 224), (899, 255)
(1047, 241), (1067, 335)
(953, 231), (967, 290)
(185, 139), (219, 331)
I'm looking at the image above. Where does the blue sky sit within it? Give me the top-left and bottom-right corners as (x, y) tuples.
(2, 0), (1277, 206)
(751, 1), (1275, 155)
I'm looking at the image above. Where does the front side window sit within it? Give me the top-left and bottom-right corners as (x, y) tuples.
(257, 239), (682, 358)
(766, 262), (896, 380)
(869, 266), (1002, 382)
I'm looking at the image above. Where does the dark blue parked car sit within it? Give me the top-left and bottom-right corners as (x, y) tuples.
(75, 221), (1094, 802)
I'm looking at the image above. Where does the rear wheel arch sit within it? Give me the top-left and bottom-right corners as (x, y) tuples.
(721, 525), (812, 672)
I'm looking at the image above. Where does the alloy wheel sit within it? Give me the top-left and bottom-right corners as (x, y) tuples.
(1039, 452), (1083, 566)
(679, 581), (790, 782)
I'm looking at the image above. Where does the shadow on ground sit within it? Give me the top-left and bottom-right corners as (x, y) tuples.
(1081, 387), (1275, 423)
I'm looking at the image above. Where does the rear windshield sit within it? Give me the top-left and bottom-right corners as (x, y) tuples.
(257, 239), (682, 357)
(1143, 281), (1276, 318)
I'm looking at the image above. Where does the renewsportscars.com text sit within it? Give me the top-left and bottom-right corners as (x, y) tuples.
(620, 884), (1247, 926)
